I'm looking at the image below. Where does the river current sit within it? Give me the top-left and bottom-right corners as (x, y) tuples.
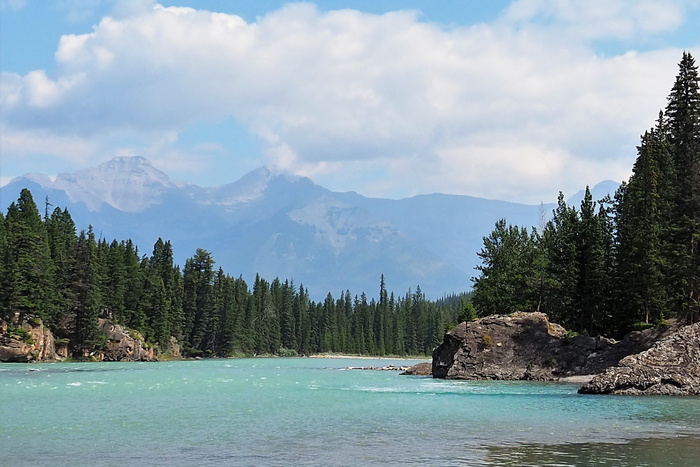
(2, 358), (699, 466)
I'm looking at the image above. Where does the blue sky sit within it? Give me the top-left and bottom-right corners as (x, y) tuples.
(1, 0), (699, 203)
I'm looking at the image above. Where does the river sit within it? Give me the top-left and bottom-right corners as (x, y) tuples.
(2, 358), (699, 466)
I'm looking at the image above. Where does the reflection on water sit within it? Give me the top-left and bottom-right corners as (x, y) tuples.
(483, 436), (700, 467)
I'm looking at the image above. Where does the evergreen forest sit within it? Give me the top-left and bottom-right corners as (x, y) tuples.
(0, 188), (466, 358)
(472, 52), (700, 338)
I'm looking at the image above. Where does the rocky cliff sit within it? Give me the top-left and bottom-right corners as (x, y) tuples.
(0, 319), (56, 362)
(93, 319), (180, 361)
(431, 312), (677, 381)
(0, 318), (177, 362)
(92, 319), (157, 362)
(579, 322), (700, 395)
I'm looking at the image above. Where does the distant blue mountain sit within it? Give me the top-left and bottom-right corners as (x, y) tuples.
(0, 156), (618, 300)
(567, 180), (620, 207)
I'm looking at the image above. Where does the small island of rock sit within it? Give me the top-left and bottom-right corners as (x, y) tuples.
(429, 312), (679, 385)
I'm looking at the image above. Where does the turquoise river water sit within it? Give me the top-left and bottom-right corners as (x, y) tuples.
(2, 358), (700, 466)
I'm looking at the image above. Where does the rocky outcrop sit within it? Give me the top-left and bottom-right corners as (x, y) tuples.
(0, 319), (57, 362)
(94, 319), (158, 361)
(431, 312), (677, 381)
(400, 362), (432, 376)
(579, 322), (700, 395)
(1, 318), (179, 363)
(347, 364), (413, 371)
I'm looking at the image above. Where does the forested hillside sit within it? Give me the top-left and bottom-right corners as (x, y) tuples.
(0, 190), (465, 358)
(472, 52), (700, 338)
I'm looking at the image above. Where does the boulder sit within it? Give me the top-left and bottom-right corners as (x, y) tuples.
(95, 319), (157, 361)
(431, 312), (677, 381)
(579, 322), (700, 395)
(0, 336), (33, 362)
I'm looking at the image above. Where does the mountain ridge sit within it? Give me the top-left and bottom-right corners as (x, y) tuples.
(0, 156), (618, 299)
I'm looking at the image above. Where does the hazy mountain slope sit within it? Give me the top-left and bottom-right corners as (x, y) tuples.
(0, 156), (618, 299)
(23, 156), (175, 212)
(339, 192), (554, 283)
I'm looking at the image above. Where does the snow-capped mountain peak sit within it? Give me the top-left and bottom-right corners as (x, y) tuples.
(44, 156), (174, 212)
(206, 165), (308, 206)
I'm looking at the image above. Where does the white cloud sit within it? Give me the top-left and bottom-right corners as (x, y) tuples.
(0, 125), (98, 162)
(1, 1), (699, 202)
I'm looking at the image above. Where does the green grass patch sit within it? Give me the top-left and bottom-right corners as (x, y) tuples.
(6, 326), (34, 345)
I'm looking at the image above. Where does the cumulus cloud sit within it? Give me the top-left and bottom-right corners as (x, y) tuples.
(1, 1), (699, 202)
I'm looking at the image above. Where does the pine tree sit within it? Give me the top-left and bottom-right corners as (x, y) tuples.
(236, 285), (254, 355)
(183, 248), (215, 352)
(0, 211), (8, 323)
(336, 290), (352, 354)
(45, 207), (77, 328)
(472, 219), (539, 315)
(615, 128), (669, 328)
(541, 193), (580, 330)
(576, 187), (608, 334)
(664, 51), (700, 321)
(376, 275), (389, 355)
(213, 273), (245, 357)
(121, 240), (145, 329)
(102, 240), (128, 324)
(228, 275), (249, 355)
(321, 292), (336, 352)
(294, 284), (311, 355)
(71, 227), (104, 357)
(147, 239), (178, 348)
(2, 189), (53, 324)
(276, 279), (296, 352)
(251, 274), (280, 355)
(401, 290), (418, 354)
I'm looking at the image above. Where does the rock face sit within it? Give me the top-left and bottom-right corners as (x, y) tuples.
(579, 322), (700, 395)
(431, 312), (676, 381)
(0, 318), (177, 363)
(0, 320), (57, 362)
(95, 319), (158, 362)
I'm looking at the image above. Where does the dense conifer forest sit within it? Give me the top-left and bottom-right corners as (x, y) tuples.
(472, 52), (700, 338)
(0, 188), (467, 358)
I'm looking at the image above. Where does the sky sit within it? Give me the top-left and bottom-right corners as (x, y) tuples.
(1, 0), (699, 204)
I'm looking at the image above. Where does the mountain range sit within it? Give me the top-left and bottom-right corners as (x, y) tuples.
(0, 156), (619, 300)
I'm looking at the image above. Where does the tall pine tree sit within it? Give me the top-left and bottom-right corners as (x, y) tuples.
(1, 189), (53, 324)
(664, 52), (700, 321)
(71, 227), (104, 357)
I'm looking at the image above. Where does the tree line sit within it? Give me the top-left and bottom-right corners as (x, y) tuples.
(472, 52), (700, 338)
(0, 191), (466, 358)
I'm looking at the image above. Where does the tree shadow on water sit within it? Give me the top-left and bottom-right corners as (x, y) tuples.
(482, 436), (700, 467)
